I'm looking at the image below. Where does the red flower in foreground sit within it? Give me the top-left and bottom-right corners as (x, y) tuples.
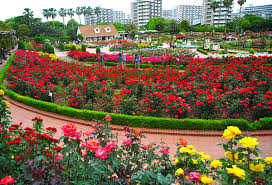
(95, 147), (108, 159)
(0, 176), (16, 185)
(105, 115), (112, 122)
(161, 147), (169, 154)
(61, 123), (77, 137)
(179, 137), (188, 146)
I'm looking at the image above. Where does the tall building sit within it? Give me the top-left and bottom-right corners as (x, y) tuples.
(233, 4), (272, 19)
(162, 10), (175, 20)
(85, 8), (131, 25)
(131, 0), (162, 28)
(174, 5), (202, 25)
(202, 0), (233, 27)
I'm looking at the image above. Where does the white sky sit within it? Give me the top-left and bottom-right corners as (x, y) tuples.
(0, 0), (269, 23)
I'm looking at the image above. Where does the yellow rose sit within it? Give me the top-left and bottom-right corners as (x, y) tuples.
(210, 160), (222, 168)
(197, 152), (204, 156)
(192, 159), (198, 164)
(174, 158), (179, 165)
(201, 176), (213, 184)
(0, 89), (5, 96)
(201, 155), (211, 161)
(224, 151), (239, 162)
(239, 137), (259, 149)
(227, 165), (245, 180)
(223, 126), (241, 139)
(3, 100), (10, 108)
(175, 168), (184, 176)
(264, 157), (272, 164)
(249, 163), (266, 172)
(187, 145), (194, 149)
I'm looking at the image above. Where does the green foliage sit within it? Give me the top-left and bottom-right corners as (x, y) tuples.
(249, 48), (255, 54)
(17, 24), (30, 38)
(25, 42), (34, 51)
(77, 34), (83, 40)
(197, 47), (209, 55)
(44, 43), (54, 54)
(18, 39), (25, 50)
(166, 20), (180, 34)
(179, 20), (192, 32)
(147, 18), (167, 31)
(59, 42), (65, 50)
(81, 44), (87, 52)
(96, 47), (101, 54)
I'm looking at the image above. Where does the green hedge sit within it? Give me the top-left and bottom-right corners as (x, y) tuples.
(197, 47), (209, 55)
(1, 54), (271, 131)
(32, 36), (72, 41)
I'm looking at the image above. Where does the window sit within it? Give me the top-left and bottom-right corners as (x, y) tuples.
(105, 27), (111, 32)
(94, 28), (100, 33)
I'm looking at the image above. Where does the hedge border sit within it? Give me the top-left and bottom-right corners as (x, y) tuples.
(1, 53), (272, 131)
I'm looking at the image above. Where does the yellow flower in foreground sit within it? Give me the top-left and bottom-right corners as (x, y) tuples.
(0, 89), (5, 96)
(192, 159), (198, 164)
(197, 152), (204, 156)
(227, 165), (245, 180)
(187, 145), (194, 149)
(201, 155), (211, 161)
(249, 163), (266, 172)
(3, 100), (10, 108)
(201, 176), (213, 184)
(223, 126), (241, 139)
(239, 137), (259, 149)
(175, 168), (184, 176)
(174, 158), (179, 165)
(264, 157), (272, 164)
(210, 160), (222, 168)
(224, 151), (239, 162)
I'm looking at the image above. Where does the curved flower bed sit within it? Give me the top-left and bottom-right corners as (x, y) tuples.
(0, 91), (272, 184)
(6, 50), (272, 123)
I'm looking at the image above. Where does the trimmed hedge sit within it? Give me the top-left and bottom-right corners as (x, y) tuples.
(197, 47), (209, 55)
(1, 54), (272, 131)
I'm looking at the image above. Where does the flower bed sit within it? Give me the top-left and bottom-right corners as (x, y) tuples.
(129, 48), (196, 57)
(0, 91), (271, 184)
(5, 50), (272, 124)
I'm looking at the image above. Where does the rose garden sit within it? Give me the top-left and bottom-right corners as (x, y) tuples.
(0, 6), (272, 185)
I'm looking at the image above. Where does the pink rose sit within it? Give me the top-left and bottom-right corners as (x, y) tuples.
(161, 147), (169, 154)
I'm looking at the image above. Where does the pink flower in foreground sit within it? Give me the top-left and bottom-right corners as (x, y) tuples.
(82, 139), (100, 151)
(61, 123), (77, 137)
(105, 141), (117, 152)
(142, 163), (149, 170)
(95, 147), (108, 159)
(0, 125), (2, 134)
(105, 115), (112, 122)
(161, 147), (169, 154)
(123, 139), (133, 148)
(189, 172), (201, 182)
(54, 153), (63, 162)
(0, 176), (16, 184)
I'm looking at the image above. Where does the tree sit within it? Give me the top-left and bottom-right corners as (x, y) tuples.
(94, 7), (101, 24)
(42, 9), (50, 22)
(58, 8), (67, 30)
(237, 0), (246, 33)
(67, 19), (79, 39)
(17, 24), (30, 39)
(166, 20), (180, 34)
(49, 8), (57, 29)
(179, 20), (192, 32)
(23, 8), (34, 27)
(67, 8), (75, 37)
(76, 7), (83, 25)
(241, 19), (250, 31)
(223, 0), (233, 33)
(146, 18), (167, 31)
(211, 1), (220, 32)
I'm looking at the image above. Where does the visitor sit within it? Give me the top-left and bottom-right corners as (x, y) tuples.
(117, 53), (123, 67)
(0, 48), (3, 64)
(100, 52), (105, 67)
(121, 52), (126, 67)
(1, 48), (6, 60)
(151, 42), (153, 48)
(134, 54), (141, 69)
(169, 42), (172, 48)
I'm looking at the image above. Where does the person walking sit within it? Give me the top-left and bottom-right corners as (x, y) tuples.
(134, 54), (141, 69)
(100, 52), (106, 67)
(121, 52), (126, 67)
(117, 53), (123, 67)
(0, 48), (3, 64)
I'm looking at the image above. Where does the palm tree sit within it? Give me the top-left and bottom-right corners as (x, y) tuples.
(223, 0), (233, 33)
(94, 7), (101, 24)
(85, 6), (93, 25)
(211, 1), (220, 32)
(49, 8), (57, 29)
(58, 8), (67, 30)
(76, 7), (83, 25)
(67, 8), (75, 36)
(238, 0), (246, 33)
(23, 8), (34, 27)
(42, 9), (50, 22)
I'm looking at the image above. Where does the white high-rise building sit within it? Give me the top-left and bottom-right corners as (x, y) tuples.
(202, 0), (233, 27)
(174, 5), (202, 25)
(162, 10), (175, 20)
(131, 0), (162, 28)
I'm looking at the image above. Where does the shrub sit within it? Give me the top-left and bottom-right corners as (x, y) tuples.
(70, 45), (77, 51)
(249, 48), (255, 54)
(81, 44), (87, 52)
(218, 50), (223, 54)
(96, 47), (101, 54)
(44, 43), (54, 54)
(59, 42), (65, 51)
(18, 39), (25, 50)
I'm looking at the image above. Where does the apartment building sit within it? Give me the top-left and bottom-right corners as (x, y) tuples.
(202, 0), (233, 27)
(162, 10), (175, 20)
(131, 0), (162, 28)
(174, 5), (202, 25)
(233, 4), (272, 19)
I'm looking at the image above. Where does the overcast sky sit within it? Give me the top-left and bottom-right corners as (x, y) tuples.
(0, 0), (268, 23)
